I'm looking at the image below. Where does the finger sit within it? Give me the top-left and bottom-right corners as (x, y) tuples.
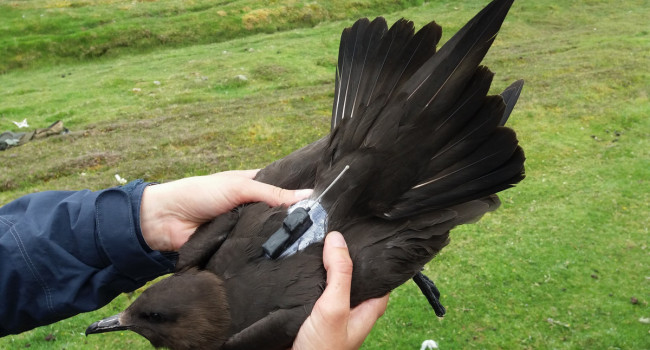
(320, 232), (353, 313)
(346, 294), (390, 348)
(236, 179), (313, 207)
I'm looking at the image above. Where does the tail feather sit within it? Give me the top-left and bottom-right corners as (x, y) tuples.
(421, 128), (519, 193)
(386, 77), (525, 217)
(332, 18), (389, 129)
(419, 95), (506, 178)
(413, 66), (494, 150)
(401, 0), (514, 114)
(339, 19), (371, 122)
(331, 18), (442, 162)
(499, 79), (524, 125)
(318, 0), (523, 223)
(388, 132), (524, 217)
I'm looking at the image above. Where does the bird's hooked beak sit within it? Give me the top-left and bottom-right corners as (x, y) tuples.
(85, 314), (129, 335)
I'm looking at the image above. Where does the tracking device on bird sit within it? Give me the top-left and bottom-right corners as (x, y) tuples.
(263, 165), (350, 259)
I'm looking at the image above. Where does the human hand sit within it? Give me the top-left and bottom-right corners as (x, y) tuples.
(292, 232), (389, 350)
(139, 170), (313, 251)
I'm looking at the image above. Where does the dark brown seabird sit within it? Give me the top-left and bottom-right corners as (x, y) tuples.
(87, 0), (526, 348)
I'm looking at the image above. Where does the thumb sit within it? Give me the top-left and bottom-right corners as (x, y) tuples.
(320, 231), (353, 313)
(347, 294), (389, 348)
(236, 179), (313, 208)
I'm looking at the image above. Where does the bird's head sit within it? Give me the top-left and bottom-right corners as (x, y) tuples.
(86, 268), (231, 350)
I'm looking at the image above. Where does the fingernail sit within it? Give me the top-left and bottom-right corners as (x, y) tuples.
(294, 189), (313, 199)
(328, 231), (347, 248)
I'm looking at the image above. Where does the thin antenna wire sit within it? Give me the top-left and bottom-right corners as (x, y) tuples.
(312, 165), (350, 206)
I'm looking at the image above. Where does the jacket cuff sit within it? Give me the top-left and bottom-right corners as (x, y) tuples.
(95, 180), (176, 281)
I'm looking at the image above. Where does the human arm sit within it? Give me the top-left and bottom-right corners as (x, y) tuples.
(0, 180), (168, 336)
(0, 170), (311, 336)
(292, 232), (390, 350)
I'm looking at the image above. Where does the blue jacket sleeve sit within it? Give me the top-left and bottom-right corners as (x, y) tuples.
(0, 180), (177, 336)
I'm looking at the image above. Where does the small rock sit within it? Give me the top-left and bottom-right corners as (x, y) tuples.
(132, 88), (141, 92)
(630, 297), (638, 304)
(234, 74), (248, 81)
(153, 80), (161, 85)
(44, 333), (55, 341)
(639, 317), (650, 324)
(591, 274), (598, 279)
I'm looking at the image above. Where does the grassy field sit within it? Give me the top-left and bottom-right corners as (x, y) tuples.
(0, 0), (426, 73)
(1, 0), (649, 349)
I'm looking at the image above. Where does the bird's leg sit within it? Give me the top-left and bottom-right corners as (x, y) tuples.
(412, 271), (446, 317)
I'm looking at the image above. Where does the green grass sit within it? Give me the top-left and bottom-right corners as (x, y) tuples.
(1, 0), (649, 349)
(0, 0), (424, 73)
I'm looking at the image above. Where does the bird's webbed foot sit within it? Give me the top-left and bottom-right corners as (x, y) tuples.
(413, 271), (446, 317)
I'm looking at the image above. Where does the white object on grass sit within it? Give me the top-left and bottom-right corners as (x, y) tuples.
(13, 119), (29, 128)
(115, 174), (127, 185)
(421, 339), (439, 350)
